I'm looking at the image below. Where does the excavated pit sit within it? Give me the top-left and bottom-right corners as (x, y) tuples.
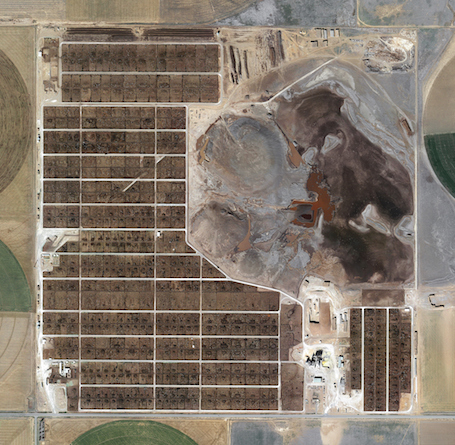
(190, 70), (414, 293)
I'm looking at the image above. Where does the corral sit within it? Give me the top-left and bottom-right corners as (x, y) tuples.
(59, 43), (220, 104)
(364, 308), (387, 412)
(349, 308), (362, 392)
(281, 363), (304, 411)
(280, 303), (302, 361)
(61, 44), (220, 73)
(347, 307), (411, 412)
(39, 32), (303, 413)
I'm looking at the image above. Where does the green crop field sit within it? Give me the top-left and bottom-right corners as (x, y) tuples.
(71, 420), (198, 445)
(425, 133), (455, 198)
(0, 240), (30, 312)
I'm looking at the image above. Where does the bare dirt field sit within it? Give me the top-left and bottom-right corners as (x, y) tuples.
(66, 0), (159, 22)
(0, 27), (35, 295)
(231, 419), (416, 444)
(66, 0), (254, 23)
(307, 302), (332, 337)
(0, 28), (35, 101)
(423, 35), (455, 135)
(0, 52), (30, 194)
(419, 420), (455, 445)
(0, 1), (64, 20)
(418, 308), (455, 412)
(361, 289), (405, 307)
(0, 314), (33, 411)
(0, 418), (34, 445)
(0, 0), (253, 22)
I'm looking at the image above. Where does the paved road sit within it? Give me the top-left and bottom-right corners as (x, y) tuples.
(1, 411), (455, 419)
